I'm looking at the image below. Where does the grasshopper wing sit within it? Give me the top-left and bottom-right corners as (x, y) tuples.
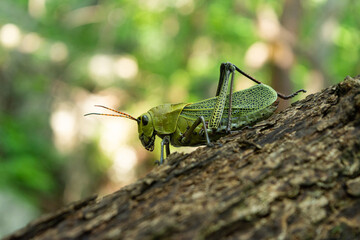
(180, 84), (277, 121)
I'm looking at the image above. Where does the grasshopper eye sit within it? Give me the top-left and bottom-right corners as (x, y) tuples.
(142, 115), (149, 126)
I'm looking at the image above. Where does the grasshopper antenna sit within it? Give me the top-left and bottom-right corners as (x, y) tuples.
(233, 65), (306, 100)
(84, 105), (140, 123)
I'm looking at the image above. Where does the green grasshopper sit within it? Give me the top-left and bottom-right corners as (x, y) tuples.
(86, 62), (306, 165)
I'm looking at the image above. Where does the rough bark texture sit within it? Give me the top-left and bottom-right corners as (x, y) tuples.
(5, 76), (360, 240)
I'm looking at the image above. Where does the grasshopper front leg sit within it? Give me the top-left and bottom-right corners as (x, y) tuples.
(156, 136), (171, 165)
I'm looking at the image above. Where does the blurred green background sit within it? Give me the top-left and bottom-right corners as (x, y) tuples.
(0, 0), (359, 236)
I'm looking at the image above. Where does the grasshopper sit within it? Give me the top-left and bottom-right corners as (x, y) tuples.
(85, 62), (306, 165)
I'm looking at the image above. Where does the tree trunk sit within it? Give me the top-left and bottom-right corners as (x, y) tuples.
(270, 0), (302, 110)
(5, 76), (360, 240)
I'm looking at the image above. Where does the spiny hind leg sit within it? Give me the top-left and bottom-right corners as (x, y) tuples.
(210, 63), (236, 133)
(226, 68), (235, 133)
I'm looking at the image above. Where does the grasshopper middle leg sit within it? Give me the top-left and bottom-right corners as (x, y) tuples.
(158, 117), (213, 165)
(181, 116), (213, 147)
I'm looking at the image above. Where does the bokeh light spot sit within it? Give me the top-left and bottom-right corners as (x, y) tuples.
(50, 106), (77, 153)
(0, 24), (22, 48)
(109, 146), (137, 183)
(88, 54), (114, 83)
(50, 42), (69, 62)
(19, 33), (43, 53)
(113, 56), (138, 80)
(28, 0), (46, 19)
(245, 42), (270, 68)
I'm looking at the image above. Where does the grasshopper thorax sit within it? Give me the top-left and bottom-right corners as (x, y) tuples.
(137, 113), (156, 152)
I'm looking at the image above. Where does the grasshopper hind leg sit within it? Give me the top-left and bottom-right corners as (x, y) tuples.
(209, 62), (236, 133)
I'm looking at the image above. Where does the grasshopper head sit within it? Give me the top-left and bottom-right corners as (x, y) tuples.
(85, 105), (156, 152)
(137, 113), (156, 152)
(84, 105), (155, 150)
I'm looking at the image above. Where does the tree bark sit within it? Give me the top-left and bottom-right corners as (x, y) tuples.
(5, 76), (360, 240)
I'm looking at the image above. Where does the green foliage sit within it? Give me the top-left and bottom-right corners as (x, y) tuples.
(0, 115), (60, 204)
